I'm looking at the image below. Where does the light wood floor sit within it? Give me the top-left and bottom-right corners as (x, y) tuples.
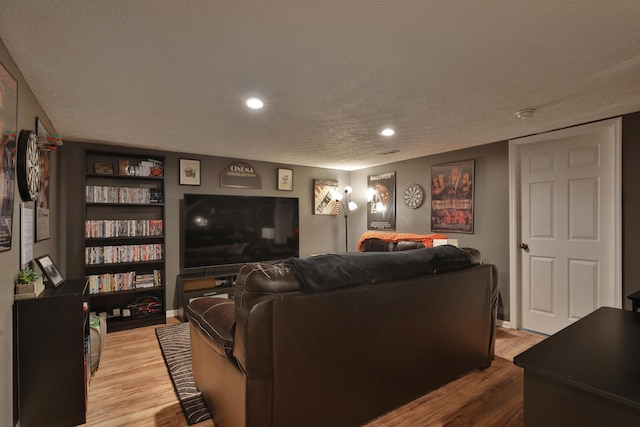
(86, 318), (545, 427)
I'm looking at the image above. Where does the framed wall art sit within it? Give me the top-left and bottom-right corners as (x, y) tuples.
(430, 159), (474, 234)
(277, 168), (293, 191)
(367, 171), (396, 230)
(0, 60), (18, 251)
(313, 178), (338, 215)
(179, 158), (201, 186)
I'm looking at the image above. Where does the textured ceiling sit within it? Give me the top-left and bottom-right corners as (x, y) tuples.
(0, 1), (639, 170)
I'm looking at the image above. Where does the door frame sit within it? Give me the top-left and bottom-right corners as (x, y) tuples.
(508, 117), (623, 330)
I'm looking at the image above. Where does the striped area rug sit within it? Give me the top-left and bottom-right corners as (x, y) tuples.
(156, 323), (212, 425)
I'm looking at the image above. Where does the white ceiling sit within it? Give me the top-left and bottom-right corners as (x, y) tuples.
(1, 1), (639, 171)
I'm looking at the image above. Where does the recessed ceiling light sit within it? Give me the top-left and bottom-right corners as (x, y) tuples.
(515, 108), (536, 120)
(379, 128), (395, 137)
(246, 97), (264, 110)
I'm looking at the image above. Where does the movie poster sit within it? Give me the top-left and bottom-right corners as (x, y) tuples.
(0, 61), (17, 251)
(313, 178), (339, 215)
(367, 171), (395, 230)
(430, 159), (474, 234)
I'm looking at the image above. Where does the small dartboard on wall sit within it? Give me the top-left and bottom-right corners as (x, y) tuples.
(403, 183), (424, 209)
(17, 129), (41, 202)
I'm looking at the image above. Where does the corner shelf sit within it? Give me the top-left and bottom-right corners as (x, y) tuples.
(84, 150), (166, 332)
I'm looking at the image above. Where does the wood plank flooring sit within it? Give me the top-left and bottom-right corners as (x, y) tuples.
(86, 318), (544, 427)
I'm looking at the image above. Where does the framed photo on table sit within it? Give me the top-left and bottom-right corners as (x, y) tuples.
(34, 254), (65, 288)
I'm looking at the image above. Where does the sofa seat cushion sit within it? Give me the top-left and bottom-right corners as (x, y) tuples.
(186, 297), (236, 358)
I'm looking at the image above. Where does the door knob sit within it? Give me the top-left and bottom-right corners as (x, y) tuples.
(520, 243), (529, 250)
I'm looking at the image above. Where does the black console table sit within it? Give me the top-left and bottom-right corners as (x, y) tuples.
(514, 307), (640, 426)
(627, 289), (640, 312)
(14, 278), (89, 427)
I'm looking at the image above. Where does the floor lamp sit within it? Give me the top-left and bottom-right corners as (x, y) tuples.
(331, 186), (358, 252)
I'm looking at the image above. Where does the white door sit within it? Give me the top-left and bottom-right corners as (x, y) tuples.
(510, 118), (621, 335)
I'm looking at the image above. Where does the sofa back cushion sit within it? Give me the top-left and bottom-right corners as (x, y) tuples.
(283, 245), (473, 293)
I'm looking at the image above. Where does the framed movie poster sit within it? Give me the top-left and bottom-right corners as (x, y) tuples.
(367, 171), (396, 230)
(0, 60), (18, 251)
(313, 178), (338, 215)
(35, 117), (51, 241)
(430, 159), (474, 234)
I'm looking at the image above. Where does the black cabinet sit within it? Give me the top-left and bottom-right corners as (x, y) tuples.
(14, 278), (89, 427)
(84, 150), (166, 331)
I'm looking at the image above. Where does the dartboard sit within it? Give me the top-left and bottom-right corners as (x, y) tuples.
(17, 130), (41, 202)
(403, 183), (424, 209)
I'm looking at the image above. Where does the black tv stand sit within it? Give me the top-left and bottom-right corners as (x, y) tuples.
(176, 266), (240, 321)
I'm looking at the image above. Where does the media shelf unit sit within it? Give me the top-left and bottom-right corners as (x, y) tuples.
(176, 265), (240, 322)
(84, 150), (166, 332)
(14, 278), (89, 427)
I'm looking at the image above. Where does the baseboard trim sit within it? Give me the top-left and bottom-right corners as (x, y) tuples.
(497, 319), (512, 329)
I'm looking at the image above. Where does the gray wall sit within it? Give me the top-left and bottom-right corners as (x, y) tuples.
(349, 141), (510, 319)
(622, 111), (640, 309)
(0, 40), (58, 426)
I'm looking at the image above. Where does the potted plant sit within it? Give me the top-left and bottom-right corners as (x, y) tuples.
(15, 267), (44, 299)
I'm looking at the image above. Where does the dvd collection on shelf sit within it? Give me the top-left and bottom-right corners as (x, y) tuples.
(85, 244), (163, 265)
(85, 219), (163, 238)
(87, 270), (162, 294)
(85, 185), (163, 204)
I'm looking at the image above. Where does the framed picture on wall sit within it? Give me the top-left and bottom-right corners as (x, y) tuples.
(313, 178), (339, 215)
(366, 171), (396, 230)
(430, 159), (474, 234)
(179, 158), (201, 186)
(0, 60), (18, 251)
(277, 168), (293, 191)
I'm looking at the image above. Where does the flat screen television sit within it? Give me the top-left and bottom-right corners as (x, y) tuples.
(182, 194), (299, 270)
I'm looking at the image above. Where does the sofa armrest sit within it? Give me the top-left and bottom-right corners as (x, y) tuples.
(187, 298), (236, 358)
(233, 262), (302, 377)
(235, 262), (300, 306)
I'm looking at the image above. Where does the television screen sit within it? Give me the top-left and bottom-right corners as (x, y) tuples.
(182, 194), (299, 270)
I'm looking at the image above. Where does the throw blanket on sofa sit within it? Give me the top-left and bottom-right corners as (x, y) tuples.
(283, 245), (472, 293)
(356, 231), (448, 252)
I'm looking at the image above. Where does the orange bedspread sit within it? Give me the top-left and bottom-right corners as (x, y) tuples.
(357, 231), (448, 252)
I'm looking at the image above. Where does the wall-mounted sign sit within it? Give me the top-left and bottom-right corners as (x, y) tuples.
(220, 161), (262, 189)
